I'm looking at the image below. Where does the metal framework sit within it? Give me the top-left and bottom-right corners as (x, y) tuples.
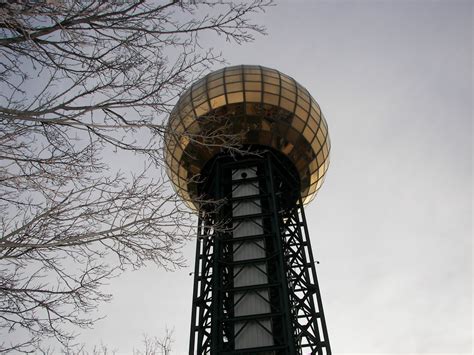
(189, 150), (331, 355)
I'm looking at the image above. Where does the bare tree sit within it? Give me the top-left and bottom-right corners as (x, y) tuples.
(0, 0), (270, 352)
(133, 330), (174, 355)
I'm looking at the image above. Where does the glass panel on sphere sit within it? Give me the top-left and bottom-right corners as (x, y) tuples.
(263, 76), (279, 85)
(308, 117), (318, 133)
(317, 151), (325, 166)
(208, 71), (224, 82)
(311, 101), (321, 116)
(310, 172), (319, 185)
(165, 135), (176, 150)
(295, 105), (309, 121)
(169, 116), (179, 131)
(323, 158), (329, 172)
(311, 136), (322, 153)
(210, 95), (226, 108)
(194, 102), (210, 117)
(170, 118), (183, 133)
(171, 175), (179, 189)
(192, 84), (206, 99)
(280, 73), (293, 84)
(208, 77), (224, 89)
(226, 82), (243, 92)
(316, 128), (325, 145)
(322, 144), (329, 159)
(297, 96), (310, 111)
(165, 149), (173, 167)
(310, 109), (321, 128)
(320, 120), (328, 136)
(185, 121), (200, 135)
(262, 68), (279, 78)
(171, 157), (179, 171)
(227, 92), (244, 104)
(182, 113), (195, 128)
(281, 80), (295, 91)
(208, 86), (225, 99)
(178, 177), (186, 190)
(225, 74), (241, 84)
(263, 83), (280, 95)
(179, 98), (193, 113)
(298, 88), (310, 104)
(280, 98), (295, 113)
(243, 66), (261, 74)
(281, 88), (296, 101)
(303, 126), (313, 142)
(178, 86), (191, 100)
(263, 93), (279, 106)
(316, 179), (323, 191)
(225, 67), (242, 75)
(182, 190), (190, 204)
(321, 113), (328, 129)
(193, 92), (207, 107)
(244, 73), (261, 82)
(179, 134), (190, 149)
(245, 82), (261, 91)
(309, 159), (318, 173)
(246, 92), (261, 103)
(179, 167), (188, 180)
(292, 117), (305, 132)
(174, 142), (184, 158)
(178, 96), (191, 112)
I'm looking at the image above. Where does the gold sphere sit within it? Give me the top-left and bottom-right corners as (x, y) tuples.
(164, 65), (330, 210)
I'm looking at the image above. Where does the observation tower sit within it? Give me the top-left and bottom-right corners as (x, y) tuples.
(164, 65), (331, 354)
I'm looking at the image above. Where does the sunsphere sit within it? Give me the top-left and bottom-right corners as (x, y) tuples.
(164, 65), (330, 210)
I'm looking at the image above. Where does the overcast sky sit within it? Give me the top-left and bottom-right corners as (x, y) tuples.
(77, 1), (472, 354)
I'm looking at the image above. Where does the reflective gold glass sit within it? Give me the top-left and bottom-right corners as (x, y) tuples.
(210, 95), (226, 108)
(244, 73), (261, 81)
(164, 65), (330, 210)
(263, 76), (279, 85)
(246, 91), (261, 102)
(208, 86), (225, 99)
(295, 105), (309, 120)
(264, 83), (280, 95)
(226, 82), (243, 92)
(195, 102), (210, 117)
(307, 116), (318, 133)
(227, 92), (244, 104)
(263, 93), (279, 106)
(208, 78), (224, 88)
(292, 117), (305, 132)
(245, 82), (262, 91)
(280, 98), (295, 113)
(225, 74), (241, 83)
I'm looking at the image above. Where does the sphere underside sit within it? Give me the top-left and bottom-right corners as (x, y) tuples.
(164, 65), (330, 210)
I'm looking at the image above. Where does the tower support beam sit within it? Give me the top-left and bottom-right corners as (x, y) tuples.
(189, 151), (331, 355)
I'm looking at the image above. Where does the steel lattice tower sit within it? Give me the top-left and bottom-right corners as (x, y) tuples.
(164, 65), (331, 355)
